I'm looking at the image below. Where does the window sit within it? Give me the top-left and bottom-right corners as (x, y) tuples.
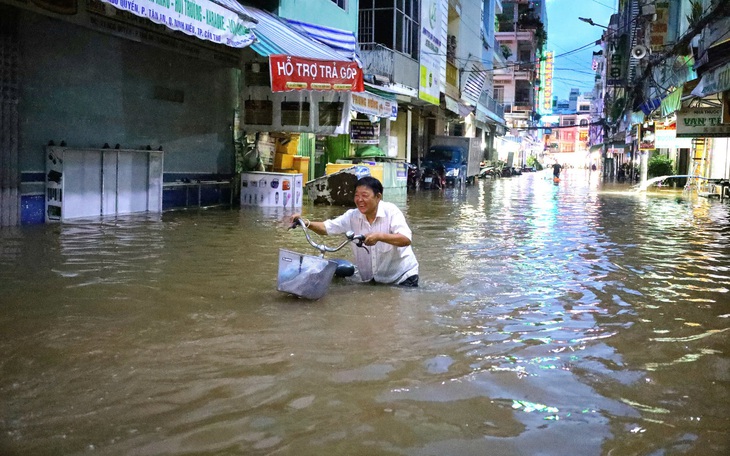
(359, 0), (420, 59)
(493, 86), (504, 103)
(579, 119), (589, 126)
(331, 0), (346, 9)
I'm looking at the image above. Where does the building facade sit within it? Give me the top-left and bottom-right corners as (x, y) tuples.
(493, 0), (547, 168)
(589, 0), (730, 187)
(0, 0), (512, 226)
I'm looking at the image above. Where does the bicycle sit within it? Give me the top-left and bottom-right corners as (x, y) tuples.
(277, 218), (369, 300)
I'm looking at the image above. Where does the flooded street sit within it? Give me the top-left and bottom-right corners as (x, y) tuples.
(1, 170), (729, 455)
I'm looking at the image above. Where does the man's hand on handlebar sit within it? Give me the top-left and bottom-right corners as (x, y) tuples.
(289, 214), (327, 236)
(289, 213), (305, 229)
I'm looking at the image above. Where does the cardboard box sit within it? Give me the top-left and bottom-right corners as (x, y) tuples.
(274, 152), (294, 170)
(293, 156), (310, 176)
(276, 136), (300, 155)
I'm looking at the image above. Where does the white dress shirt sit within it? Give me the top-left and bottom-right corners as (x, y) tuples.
(324, 201), (419, 284)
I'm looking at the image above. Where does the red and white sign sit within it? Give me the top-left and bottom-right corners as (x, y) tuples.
(269, 55), (364, 93)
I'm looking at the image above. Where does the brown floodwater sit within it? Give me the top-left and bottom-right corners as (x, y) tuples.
(1, 170), (729, 455)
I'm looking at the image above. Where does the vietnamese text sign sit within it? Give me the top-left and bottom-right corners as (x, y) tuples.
(99, 0), (256, 48)
(655, 124), (693, 148)
(419, 0), (446, 105)
(690, 61), (730, 98)
(269, 55), (364, 92)
(351, 91), (393, 118)
(350, 119), (380, 144)
(677, 107), (730, 137)
(541, 51), (554, 114)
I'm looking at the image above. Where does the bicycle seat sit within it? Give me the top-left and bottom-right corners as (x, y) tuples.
(332, 258), (355, 278)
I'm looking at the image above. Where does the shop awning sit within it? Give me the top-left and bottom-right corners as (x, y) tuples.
(638, 95), (665, 116)
(691, 60), (730, 98)
(352, 88), (398, 119)
(445, 96), (473, 117)
(282, 19), (362, 66)
(589, 144), (603, 152)
(244, 7), (357, 62)
(461, 62), (486, 106)
(660, 86), (683, 117)
(589, 142), (628, 153)
(99, 0), (257, 48)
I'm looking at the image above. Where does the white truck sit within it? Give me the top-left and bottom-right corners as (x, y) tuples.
(422, 136), (483, 187)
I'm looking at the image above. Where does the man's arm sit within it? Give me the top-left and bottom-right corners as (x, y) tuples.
(363, 232), (411, 247)
(290, 214), (328, 236)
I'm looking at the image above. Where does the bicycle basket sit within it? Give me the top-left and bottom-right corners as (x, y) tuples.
(277, 249), (339, 300)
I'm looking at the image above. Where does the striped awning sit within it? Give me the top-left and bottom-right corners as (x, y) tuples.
(461, 62), (486, 106)
(283, 19), (362, 66)
(244, 7), (358, 62)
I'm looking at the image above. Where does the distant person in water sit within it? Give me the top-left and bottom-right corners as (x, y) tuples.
(552, 163), (562, 179)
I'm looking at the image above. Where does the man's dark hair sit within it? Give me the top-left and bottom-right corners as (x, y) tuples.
(355, 176), (383, 196)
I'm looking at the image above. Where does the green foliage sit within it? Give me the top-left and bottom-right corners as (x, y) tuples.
(501, 45), (512, 60)
(527, 155), (543, 170)
(647, 154), (674, 178)
(686, 0), (703, 28)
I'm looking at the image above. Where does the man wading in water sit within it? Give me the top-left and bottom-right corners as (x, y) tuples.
(291, 176), (420, 286)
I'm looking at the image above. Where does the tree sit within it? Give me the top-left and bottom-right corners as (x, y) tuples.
(647, 154), (674, 178)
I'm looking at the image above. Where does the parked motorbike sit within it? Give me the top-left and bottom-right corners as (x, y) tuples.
(406, 162), (421, 190)
(478, 164), (501, 179)
(420, 164), (446, 189)
(501, 166), (522, 177)
(278, 219), (369, 300)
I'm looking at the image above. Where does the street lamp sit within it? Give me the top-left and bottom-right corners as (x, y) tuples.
(578, 17), (608, 29)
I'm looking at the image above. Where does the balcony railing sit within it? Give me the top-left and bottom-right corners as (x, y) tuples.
(359, 43), (419, 90)
(479, 91), (505, 119)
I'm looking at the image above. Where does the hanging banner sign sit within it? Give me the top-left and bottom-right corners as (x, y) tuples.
(677, 107), (730, 137)
(99, 0), (257, 48)
(690, 61), (730, 98)
(542, 51), (554, 114)
(269, 55), (364, 92)
(351, 91), (394, 118)
(418, 0), (446, 105)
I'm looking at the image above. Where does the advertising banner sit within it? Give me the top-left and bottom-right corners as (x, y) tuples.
(607, 37), (627, 87)
(655, 123), (693, 148)
(639, 124), (655, 150)
(541, 51), (554, 114)
(269, 55), (364, 92)
(690, 61), (730, 98)
(677, 107), (730, 137)
(351, 91), (394, 118)
(99, 0), (257, 48)
(418, 0), (446, 105)
(350, 120), (380, 145)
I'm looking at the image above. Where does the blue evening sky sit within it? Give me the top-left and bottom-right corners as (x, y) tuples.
(546, 0), (617, 101)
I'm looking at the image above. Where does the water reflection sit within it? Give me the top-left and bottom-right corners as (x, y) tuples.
(0, 171), (728, 455)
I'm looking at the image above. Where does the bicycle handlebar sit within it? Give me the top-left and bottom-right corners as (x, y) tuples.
(290, 218), (369, 256)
